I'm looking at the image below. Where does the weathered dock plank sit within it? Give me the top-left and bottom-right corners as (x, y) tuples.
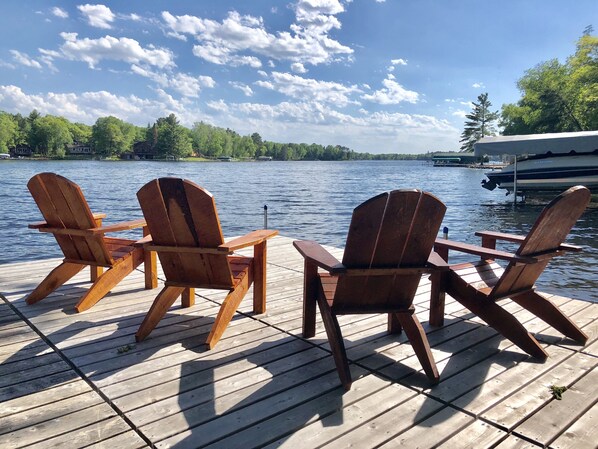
(0, 235), (596, 449)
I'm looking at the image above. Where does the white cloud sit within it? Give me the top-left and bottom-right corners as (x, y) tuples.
(206, 99), (228, 112)
(43, 33), (175, 69)
(255, 71), (361, 106)
(230, 82), (254, 97)
(472, 82), (485, 89)
(10, 50), (42, 69)
(131, 65), (215, 98)
(362, 76), (419, 105)
(291, 62), (308, 73)
(0, 84), (459, 153)
(162, 5), (352, 69)
(78, 4), (115, 29)
(0, 84), (205, 126)
(51, 7), (68, 19)
(390, 58), (407, 66)
(452, 110), (467, 118)
(0, 60), (16, 69)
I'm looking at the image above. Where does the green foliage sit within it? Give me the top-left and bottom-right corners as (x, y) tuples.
(502, 33), (598, 134)
(34, 115), (73, 157)
(154, 113), (192, 159)
(92, 116), (138, 156)
(0, 112), (18, 153)
(0, 110), (437, 160)
(459, 93), (499, 152)
(549, 385), (567, 400)
(69, 122), (92, 144)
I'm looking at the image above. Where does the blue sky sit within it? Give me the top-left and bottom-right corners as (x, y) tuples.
(0, 1), (594, 153)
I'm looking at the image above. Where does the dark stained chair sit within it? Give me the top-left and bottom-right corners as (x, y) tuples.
(135, 178), (278, 349)
(294, 190), (447, 390)
(431, 185), (590, 359)
(27, 172), (157, 312)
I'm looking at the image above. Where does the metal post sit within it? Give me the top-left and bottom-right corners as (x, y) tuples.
(443, 226), (449, 239)
(263, 205), (268, 229)
(513, 156), (518, 204)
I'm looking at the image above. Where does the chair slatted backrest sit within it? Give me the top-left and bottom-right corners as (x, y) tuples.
(491, 186), (590, 299)
(27, 173), (113, 266)
(137, 178), (234, 288)
(333, 190), (446, 312)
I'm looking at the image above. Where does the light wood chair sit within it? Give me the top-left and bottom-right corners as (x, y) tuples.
(294, 190), (448, 390)
(431, 185), (590, 359)
(26, 172), (157, 312)
(135, 178), (278, 349)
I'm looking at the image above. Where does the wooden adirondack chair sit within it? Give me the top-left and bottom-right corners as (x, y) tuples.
(293, 190), (448, 390)
(135, 178), (278, 349)
(431, 186), (590, 359)
(27, 173), (157, 312)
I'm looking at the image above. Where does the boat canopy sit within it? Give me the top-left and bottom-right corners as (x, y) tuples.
(474, 131), (598, 156)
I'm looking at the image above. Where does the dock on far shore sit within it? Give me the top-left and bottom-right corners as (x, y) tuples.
(0, 235), (596, 448)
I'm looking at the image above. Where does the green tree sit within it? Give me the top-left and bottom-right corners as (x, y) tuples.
(92, 117), (125, 156)
(69, 122), (92, 144)
(92, 116), (137, 156)
(154, 114), (192, 159)
(501, 33), (598, 134)
(459, 93), (499, 152)
(35, 115), (72, 157)
(190, 122), (212, 156)
(0, 112), (18, 153)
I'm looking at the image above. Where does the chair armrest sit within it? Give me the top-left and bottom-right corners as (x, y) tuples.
(475, 230), (525, 245)
(35, 218), (147, 237)
(293, 240), (345, 274)
(434, 238), (537, 264)
(426, 251), (450, 271)
(219, 229), (278, 252)
(90, 218), (147, 235)
(29, 212), (108, 229)
(134, 234), (153, 247)
(475, 230), (583, 253)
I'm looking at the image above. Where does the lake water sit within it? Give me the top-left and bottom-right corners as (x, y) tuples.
(1, 159), (597, 302)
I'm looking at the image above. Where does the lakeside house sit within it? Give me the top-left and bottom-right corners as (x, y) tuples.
(66, 141), (93, 155)
(122, 141), (157, 160)
(8, 145), (33, 158)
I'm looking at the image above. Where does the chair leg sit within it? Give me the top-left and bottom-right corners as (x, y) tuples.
(75, 250), (143, 312)
(317, 296), (352, 391)
(511, 291), (588, 344)
(252, 242), (267, 314)
(143, 226), (158, 290)
(90, 266), (103, 282)
(302, 260), (318, 338)
(454, 292), (548, 359)
(388, 313), (403, 334)
(136, 286), (185, 342)
(429, 271), (447, 327)
(206, 277), (250, 349)
(26, 262), (85, 305)
(397, 310), (439, 383)
(182, 288), (195, 308)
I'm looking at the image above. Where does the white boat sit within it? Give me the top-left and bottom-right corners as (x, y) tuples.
(475, 131), (598, 194)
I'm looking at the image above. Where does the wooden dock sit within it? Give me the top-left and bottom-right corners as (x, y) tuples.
(1, 236), (596, 448)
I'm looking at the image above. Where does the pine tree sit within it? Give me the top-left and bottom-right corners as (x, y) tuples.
(459, 93), (499, 152)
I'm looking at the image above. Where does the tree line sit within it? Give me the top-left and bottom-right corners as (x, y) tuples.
(460, 31), (597, 151)
(0, 110), (429, 161)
